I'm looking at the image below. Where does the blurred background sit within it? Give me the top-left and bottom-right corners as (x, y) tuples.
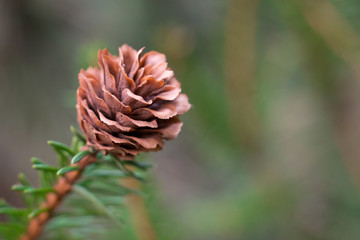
(2, 0), (360, 239)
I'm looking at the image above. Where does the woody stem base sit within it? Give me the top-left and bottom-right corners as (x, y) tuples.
(19, 154), (97, 240)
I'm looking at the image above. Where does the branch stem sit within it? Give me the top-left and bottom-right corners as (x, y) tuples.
(122, 166), (157, 240)
(19, 154), (97, 240)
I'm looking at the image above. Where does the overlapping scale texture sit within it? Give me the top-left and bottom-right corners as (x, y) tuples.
(76, 45), (191, 160)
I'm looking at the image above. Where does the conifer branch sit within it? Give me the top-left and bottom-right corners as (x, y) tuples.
(19, 154), (97, 240)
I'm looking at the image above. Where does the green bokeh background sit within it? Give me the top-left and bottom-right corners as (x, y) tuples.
(2, 0), (360, 239)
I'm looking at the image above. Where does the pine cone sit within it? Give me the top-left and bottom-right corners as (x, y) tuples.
(76, 45), (191, 160)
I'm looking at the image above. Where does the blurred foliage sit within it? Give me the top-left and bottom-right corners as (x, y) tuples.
(2, 0), (360, 239)
(0, 129), (151, 240)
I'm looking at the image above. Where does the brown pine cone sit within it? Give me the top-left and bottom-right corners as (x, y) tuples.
(76, 44), (191, 160)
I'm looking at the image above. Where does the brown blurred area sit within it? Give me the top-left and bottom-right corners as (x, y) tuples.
(2, 0), (360, 239)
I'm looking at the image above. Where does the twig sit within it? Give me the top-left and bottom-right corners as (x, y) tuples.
(19, 154), (97, 240)
(121, 166), (157, 240)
